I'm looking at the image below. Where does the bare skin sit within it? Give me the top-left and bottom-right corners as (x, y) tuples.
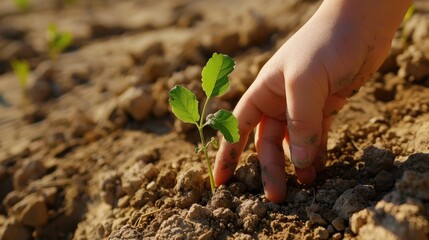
(214, 0), (412, 203)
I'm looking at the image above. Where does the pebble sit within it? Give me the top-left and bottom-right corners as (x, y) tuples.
(12, 193), (48, 227)
(314, 226), (329, 240)
(331, 217), (345, 231)
(142, 163), (159, 181)
(333, 185), (375, 219)
(361, 146), (395, 176)
(118, 86), (155, 121)
(0, 218), (31, 240)
(156, 169), (176, 189)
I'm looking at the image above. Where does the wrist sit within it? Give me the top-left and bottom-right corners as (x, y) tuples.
(318, 0), (411, 40)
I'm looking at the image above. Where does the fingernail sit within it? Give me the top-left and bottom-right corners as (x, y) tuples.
(290, 145), (314, 168)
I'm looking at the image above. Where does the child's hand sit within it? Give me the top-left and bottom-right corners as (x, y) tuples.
(214, 0), (410, 203)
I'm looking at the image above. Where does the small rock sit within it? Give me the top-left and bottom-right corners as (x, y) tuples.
(315, 189), (338, 205)
(374, 170), (395, 191)
(8, 140), (30, 159)
(176, 11), (203, 28)
(349, 208), (371, 234)
(141, 56), (171, 82)
(397, 44), (429, 82)
(314, 226), (329, 240)
(41, 187), (58, 207)
(396, 170), (429, 200)
(118, 86), (155, 121)
(122, 162), (145, 196)
(2, 191), (25, 212)
(99, 171), (122, 206)
(333, 185), (375, 219)
(186, 204), (213, 225)
(0, 166), (7, 180)
(210, 189), (235, 210)
(326, 224), (334, 234)
(130, 189), (156, 208)
(146, 181), (157, 191)
(130, 41), (163, 64)
(238, 10), (275, 47)
(332, 233), (342, 240)
(0, 218), (31, 240)
(306, 204), (328, 226)
(142, 163), (159, 181)
(322, 178), (357, 194)
(227, 182), (247, 196)
(134, 148), (160, 164)
(12, 193), (48, 227)
(212, 207), (235, 221)
(93, 99), (128, 128)
(308, 212), (328, 226)
(399, 153), (429, 173)
(234, 154), (262, 191)
(68, 109), (95, 138)
(174, 169), (204, 209)
(331, 217), (345, 231)
(237, 199), (267, 219)
(117, 196), (130, 208)
(203, 29), (240, 55)
(361, 146), (395, 175)
(13, 158), (46, 190)
(156, 169), (176, 189)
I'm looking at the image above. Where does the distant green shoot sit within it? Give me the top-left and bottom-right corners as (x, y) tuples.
(13, 0), (30, 12)
(10, 59), (30, 101)
(401, 3), (415, 47)
(46, 24), (73, 60)
(169, 53), (240, 193)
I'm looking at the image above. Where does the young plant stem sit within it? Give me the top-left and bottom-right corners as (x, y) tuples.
(197, 97), (216, 193)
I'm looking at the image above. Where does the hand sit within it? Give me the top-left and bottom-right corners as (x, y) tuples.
(214, 0), (409, 203)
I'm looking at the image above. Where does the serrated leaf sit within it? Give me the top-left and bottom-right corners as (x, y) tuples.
(207, 110), (240, 143)
(202, 53), (235, 98)
(168, 85), (200, 124)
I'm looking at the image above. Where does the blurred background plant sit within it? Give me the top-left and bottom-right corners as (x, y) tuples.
(10, 59), (30, 102)
(12, 0), (30, 12)
(46, 23), (73, 60)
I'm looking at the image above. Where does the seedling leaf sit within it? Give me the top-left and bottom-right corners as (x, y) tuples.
(46, 24), (73, 59)
(168, 85), (200, 124)
(11, 59), (30, 88)
(14, 0), (29, 11)
(202, 53), (235, 98)
(207, 110), (240, 143)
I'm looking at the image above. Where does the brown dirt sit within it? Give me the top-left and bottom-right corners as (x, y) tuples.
(0, 0), (429, 240)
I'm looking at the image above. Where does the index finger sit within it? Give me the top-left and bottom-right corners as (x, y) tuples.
(214, 74), (286, 186)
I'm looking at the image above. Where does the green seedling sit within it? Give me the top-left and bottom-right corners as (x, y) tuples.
(13, 0), (30, 12)
(168, 53), (240, 193)
(10, 59), (30, 101)
(46, 23), (73, 60)
(401, 3), (415, 47)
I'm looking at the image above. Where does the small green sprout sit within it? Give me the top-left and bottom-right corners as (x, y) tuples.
(401, 3), (415, 47)
(169, 53), (240, 193)
(13, 0), (30, 12)
(46, 24), (73, 60)
(10, 59), (30, 101)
